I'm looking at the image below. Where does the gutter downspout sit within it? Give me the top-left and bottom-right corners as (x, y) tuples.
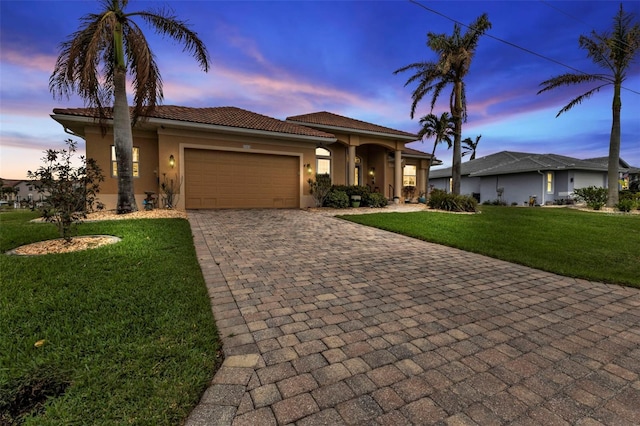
(537, 170), (545, 205)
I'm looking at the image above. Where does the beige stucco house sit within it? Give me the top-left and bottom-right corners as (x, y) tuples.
(51, 106), (434, 210)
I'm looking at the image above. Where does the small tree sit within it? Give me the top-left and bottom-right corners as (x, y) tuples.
(308, 174), (331, 207)
(27, 140), (104, 242)
(160, 173), (183, 209)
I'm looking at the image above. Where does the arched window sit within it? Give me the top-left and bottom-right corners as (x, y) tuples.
(316, 147), (331, 177)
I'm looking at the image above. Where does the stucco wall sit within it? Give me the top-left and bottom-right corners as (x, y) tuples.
(574, 171), (607, 189)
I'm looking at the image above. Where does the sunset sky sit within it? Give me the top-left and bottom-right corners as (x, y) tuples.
(1, 0), (639, 180)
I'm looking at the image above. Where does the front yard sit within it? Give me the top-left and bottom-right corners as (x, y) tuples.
(0, 210), (220, 425)
(340, 206), (640, 287)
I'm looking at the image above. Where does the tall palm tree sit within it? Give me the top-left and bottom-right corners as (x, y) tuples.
(418, 112), (454, 199)
(538, 5), (640, 207)
(50, 0), (210, 213)
(395, 14), (491, 195)
(462, 134), (482, 160)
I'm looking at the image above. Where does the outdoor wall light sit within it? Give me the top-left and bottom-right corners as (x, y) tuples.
(169, 154), (175, 168)
(369, 167), (375, 176)
(304, 163), (313, 174)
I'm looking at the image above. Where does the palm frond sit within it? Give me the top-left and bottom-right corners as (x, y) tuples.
(134, 9), (210, 72)
(537, 73), (607, 94)
(555, 83), (609, 117)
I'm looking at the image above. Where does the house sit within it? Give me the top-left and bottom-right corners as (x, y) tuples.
(0, 179), (45, 205)
(429, 151), (639, 205)
(51, 106), (436, 210)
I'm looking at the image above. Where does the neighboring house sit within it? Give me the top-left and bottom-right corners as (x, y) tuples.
(0, 179), (45, 204)
(51, 106), (436, 210)
(429, 151), (638, 205)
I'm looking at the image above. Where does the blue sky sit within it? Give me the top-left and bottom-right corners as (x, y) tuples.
(1, 0), (639, 179)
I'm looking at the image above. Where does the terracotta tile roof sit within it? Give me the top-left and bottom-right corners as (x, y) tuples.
(402, 147), (432, 158)
(1, 179), (25, 188)
(52, 106), (336, 139)
(286, 111), (417, 139)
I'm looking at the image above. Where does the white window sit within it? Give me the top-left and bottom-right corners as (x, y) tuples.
(403, 165), (417, 186)
(316, 147), (331, 177)
(546, 172), (554, 193)
(111, 146), (140, 178)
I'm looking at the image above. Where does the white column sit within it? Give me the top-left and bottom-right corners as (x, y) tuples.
(348, 145), (356, 186)
(394, 149), (402, 201)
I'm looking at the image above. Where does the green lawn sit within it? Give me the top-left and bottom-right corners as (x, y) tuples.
(340, 206), (640, 287)
(0, 210), (220, 425)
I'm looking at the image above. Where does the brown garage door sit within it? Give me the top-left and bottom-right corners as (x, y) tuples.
(185, 149), (299, 209)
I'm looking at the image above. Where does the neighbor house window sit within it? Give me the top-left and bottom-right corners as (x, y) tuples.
(316, 147), (331, 177)
(546, 172), (554, 193)
(111, 146), (140, 178)
(403, 165), (417, 186)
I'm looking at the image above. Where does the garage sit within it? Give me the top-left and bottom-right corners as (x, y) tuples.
(184, 149), (300, 209)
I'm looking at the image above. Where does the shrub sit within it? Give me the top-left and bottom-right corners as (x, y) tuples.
(619, 190), (640, 210)
(324, 190), (349, 208)
(573, 186), (608, 210)
(160, 173), (183, 209)
(615, 199), (635, 212)
(308, 174), (331, 207)
(364, 192), (388, 208)
(428, 189), (477, 212)
(331, 185), (371, 200)
(457, 195), (479, 212)
(27, 139), (104, 242)
(482, 199), (507, 206)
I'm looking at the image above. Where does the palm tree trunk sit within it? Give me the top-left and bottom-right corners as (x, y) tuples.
(113, 68), (138, 213)
(607, 82), (621, 207)
(451, 81), (463, 195)
(113, 21), (137, 214)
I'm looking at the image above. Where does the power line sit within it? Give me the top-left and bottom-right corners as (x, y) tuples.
(408, 0), (640, 96)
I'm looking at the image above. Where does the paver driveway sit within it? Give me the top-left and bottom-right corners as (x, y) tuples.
(186, 209), (640, 425)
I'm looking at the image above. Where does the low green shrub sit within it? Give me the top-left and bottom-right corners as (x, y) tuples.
(331, 185), (371, 200)
(616, 199), (635, 212)
(324, 189), (349, 208)
(482, 199), (507, 206)
(573, 186), (608, 210)
(619, 190), (640, 210)
(364, 192), (388, 208)
(428, 189), (477, 212)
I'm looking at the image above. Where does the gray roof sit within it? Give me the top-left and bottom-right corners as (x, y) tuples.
(430, 151), (636, 178)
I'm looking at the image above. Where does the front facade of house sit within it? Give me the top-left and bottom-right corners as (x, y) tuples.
(0, 179), (46, 205)
(430, 151), (638, 205)
(51, 106), (433, 210)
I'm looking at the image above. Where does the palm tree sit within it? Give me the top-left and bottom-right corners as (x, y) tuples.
(462, 134), (482, 160)
(538, 5), (640, 207)
(395, 14), (491, 195)
(50, 0), (210, 213)
(417, 112), (454, 199)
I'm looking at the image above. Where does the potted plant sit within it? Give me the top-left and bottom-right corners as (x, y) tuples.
(402, 186), (416, 203)
(351, 195), (361, 208)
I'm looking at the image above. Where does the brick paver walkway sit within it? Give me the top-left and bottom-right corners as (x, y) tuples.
(185, 209), (640, 425)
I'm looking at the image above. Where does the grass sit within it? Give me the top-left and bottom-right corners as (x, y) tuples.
(340, 205), (640, 287)
(0, 210), (220, 425)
